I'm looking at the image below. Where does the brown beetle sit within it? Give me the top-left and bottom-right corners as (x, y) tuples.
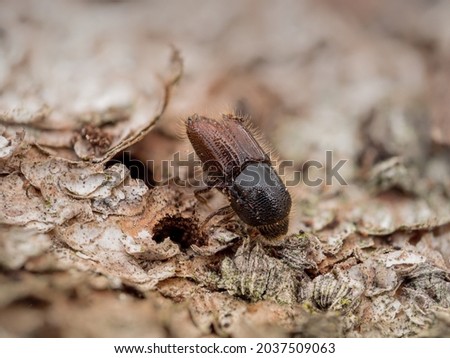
(186, 113), (291, 239)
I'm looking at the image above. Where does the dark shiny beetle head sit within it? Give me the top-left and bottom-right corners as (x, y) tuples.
(186, 114), (292, 240)
(229, 163), (291, 239)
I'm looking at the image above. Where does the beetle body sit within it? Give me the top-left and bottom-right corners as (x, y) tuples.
(186, 114), (291, 239)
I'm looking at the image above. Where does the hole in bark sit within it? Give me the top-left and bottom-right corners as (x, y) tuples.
(11, 295), (50, 309)
(152, 216), (203, 249)
(409, 231), (423, 246)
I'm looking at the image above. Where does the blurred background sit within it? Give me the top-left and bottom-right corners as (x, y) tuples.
(2, 0), (449, 180)
(131, 0), (450, 190)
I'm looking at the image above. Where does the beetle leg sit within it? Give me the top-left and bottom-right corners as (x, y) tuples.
(201, 205), (234, 229)
(217, 211), (236, 225)
(194, 187), (212, 205)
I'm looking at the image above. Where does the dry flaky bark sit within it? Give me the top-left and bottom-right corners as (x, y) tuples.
(0, 0), (449, 338)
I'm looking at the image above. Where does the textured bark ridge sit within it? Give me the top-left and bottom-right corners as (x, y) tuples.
(0, 0), (449, 337)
